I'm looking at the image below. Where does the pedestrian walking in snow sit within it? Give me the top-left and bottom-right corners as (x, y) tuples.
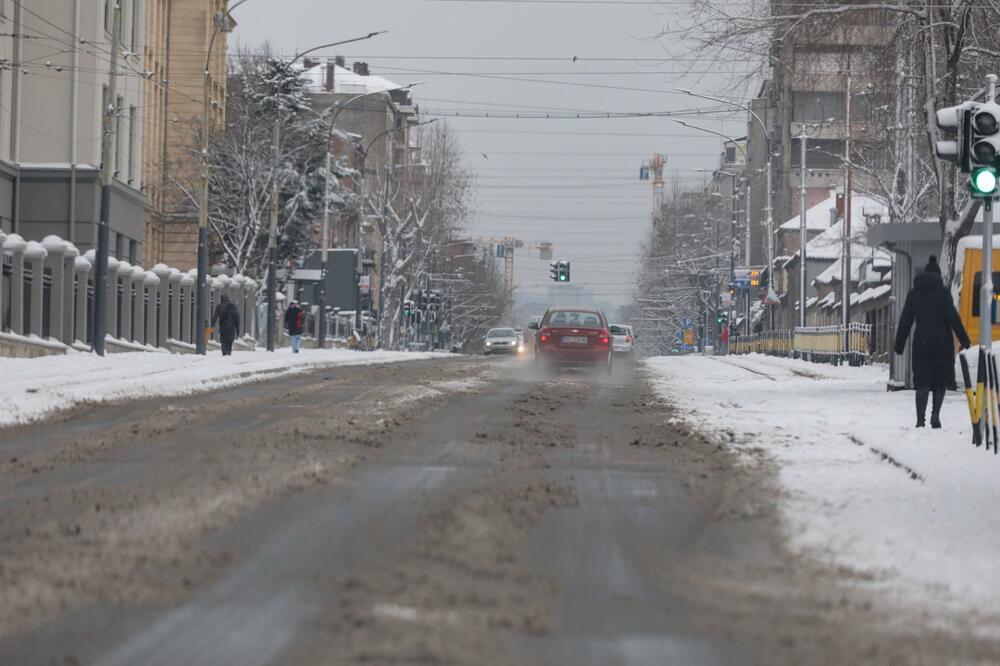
(894, 256), (971, 428)
(285, 301), (305, 354)
(212, 294), (241, 357)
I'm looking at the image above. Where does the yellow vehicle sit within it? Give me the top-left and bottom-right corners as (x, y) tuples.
(956, 236), (1000, 346)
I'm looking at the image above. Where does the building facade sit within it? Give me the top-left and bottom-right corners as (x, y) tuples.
(143, 0), (229, 269)
(0, 0), (148, 260)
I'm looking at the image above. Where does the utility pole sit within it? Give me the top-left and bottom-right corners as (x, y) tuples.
(376, 163), (391, 349)
(92, 0), (122, 356)
(842, 64), (853, 353)
(267, 110), (280, 352)
(798, 131), (808, 328)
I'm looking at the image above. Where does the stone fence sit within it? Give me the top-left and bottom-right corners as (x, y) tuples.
(1, 231), (258, 357)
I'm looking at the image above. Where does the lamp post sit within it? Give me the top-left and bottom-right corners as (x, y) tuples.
(676, 88), (778, 327)
(195, 0), (252, 355)
(264, 31), (387, 353)
(318, 82), (423, 349)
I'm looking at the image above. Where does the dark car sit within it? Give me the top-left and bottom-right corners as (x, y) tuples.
(529, 307), (613, 373)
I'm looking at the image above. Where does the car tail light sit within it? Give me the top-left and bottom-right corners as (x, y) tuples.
(597, 332), (611, 346)
(539, 329), (551, 343)
(626, 335), (634, 343)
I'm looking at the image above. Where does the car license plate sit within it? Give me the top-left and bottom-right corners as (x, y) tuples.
(562, 336), (588, 345)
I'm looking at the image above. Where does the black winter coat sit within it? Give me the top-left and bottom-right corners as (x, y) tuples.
(894, 271), (971, 389)
(212, 302), (240, 340)
(285, 305), (305, 336)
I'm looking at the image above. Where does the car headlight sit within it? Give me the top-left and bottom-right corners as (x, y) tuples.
(485, 341), (492, 346)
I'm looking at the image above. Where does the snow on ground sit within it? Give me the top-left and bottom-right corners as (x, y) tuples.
(0, 348), (450, 428)
(646, 353), (1000, 626)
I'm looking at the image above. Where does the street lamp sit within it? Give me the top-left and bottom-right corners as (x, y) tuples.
(676, 88), (779, 327)
(317, 82), (424, 349)
(264, 31), (387, 353)
(195, 0), (253, 355)
(696, 167), (737, 351)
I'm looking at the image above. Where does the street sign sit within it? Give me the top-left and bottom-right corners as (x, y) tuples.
(720, 291), (734, 307)
(684, 329), (695, 345)
(683, 317), (693, 328)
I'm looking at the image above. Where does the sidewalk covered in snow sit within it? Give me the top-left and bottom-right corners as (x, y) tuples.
(0, 348), (448, 428)
(646, 353), (1000, 626)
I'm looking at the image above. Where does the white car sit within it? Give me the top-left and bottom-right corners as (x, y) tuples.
(609, 324), (635, 358)
(484, 327), (519, 355)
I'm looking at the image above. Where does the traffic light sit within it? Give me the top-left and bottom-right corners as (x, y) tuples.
(550, 260), (571, 282)
(972, 102), (1000, 167)
(403, 299), (413, 319)
(972, 166), (1000, 198)
(936, 101), (974, 172)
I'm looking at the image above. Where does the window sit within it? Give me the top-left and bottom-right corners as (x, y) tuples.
(127, 105), (137, 184)
(114, 95), (123, 178)
(115, 233), (125, 260)
(130, 0), (140, 49)
(792, 91), (846, 123)
(129, 240), (138, 264)
(487, 329), (515, 338)
(971, 272), (1000, 318)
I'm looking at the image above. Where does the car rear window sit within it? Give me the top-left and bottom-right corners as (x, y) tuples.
(546, 311), (604, 327)
(609, 325), (625, 334)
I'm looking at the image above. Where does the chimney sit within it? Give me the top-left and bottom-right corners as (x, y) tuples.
(324, 61), (335, 91)
(353, 62), (369, 77)
(335, 55), (345, 68)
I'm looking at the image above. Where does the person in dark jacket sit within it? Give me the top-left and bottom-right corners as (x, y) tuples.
(211, 294), (241, 356)
(894, 256), (971, 428)
(284, 301), (305, 353)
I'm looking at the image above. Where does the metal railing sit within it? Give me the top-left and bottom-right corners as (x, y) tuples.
(731, 323), (872, 365)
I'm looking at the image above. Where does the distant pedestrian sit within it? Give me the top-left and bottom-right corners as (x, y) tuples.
(285, 301), (305, 353)
(894, 256), (971, 428)
(212, 294), (241, 357)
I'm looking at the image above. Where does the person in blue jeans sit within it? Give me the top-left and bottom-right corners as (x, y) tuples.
(284, 301), (305, 353)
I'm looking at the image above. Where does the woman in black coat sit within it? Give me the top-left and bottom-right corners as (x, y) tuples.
(894, 256), (971, 428)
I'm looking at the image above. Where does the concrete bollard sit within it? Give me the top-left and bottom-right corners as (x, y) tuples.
(131, 266), (147, 345)
(116, 260), (133, 341)
(209, 277), (222, 343)
(244, 278), (257, 340)
(144, 272), (159, 348)
(24, 241), (47, 338)
(42, 236), (66, 341)
(152, 264), (171, 348)
(74, 254), (91, 344)
(62, 242), (79, 345)
(3, 233), (26, 335)
(180, 272), (195, 344)
(168, 268), (182, 343)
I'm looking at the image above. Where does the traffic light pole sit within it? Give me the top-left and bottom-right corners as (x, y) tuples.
(983, 200), (994, 354)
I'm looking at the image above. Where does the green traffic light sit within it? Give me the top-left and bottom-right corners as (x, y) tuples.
(559, 274), (567, 282)
(972, 166), (999, 197)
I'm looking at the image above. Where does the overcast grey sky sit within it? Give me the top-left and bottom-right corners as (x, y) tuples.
(230, 0), (749, 308)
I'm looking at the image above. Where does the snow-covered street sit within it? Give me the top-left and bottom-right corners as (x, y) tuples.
(0, 348), (448, 427)
(647, 353), (1000, 628)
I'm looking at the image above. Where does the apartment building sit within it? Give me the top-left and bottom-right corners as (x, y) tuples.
(0, 0), (147, 260)
(143, 0), (229, 269)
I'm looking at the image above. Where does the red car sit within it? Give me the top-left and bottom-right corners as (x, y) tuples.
(529, 307), (613, 373)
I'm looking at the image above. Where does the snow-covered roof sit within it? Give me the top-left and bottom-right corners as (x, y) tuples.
(813, 244), (892, 285)
(856, 284), (892, 305)
(296, 62), (401, 94)
(779, 192), (889, 231)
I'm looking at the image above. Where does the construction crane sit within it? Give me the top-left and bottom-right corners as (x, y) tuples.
(640, 153), (667, 212)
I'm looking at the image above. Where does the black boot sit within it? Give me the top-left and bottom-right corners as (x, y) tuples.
(930, 387), (945, 429)
(915, 388), (929, 428)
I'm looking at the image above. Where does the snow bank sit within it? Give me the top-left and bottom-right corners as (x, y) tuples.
(0, 348), (450, 427)
(646, 354), (1000, 625)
